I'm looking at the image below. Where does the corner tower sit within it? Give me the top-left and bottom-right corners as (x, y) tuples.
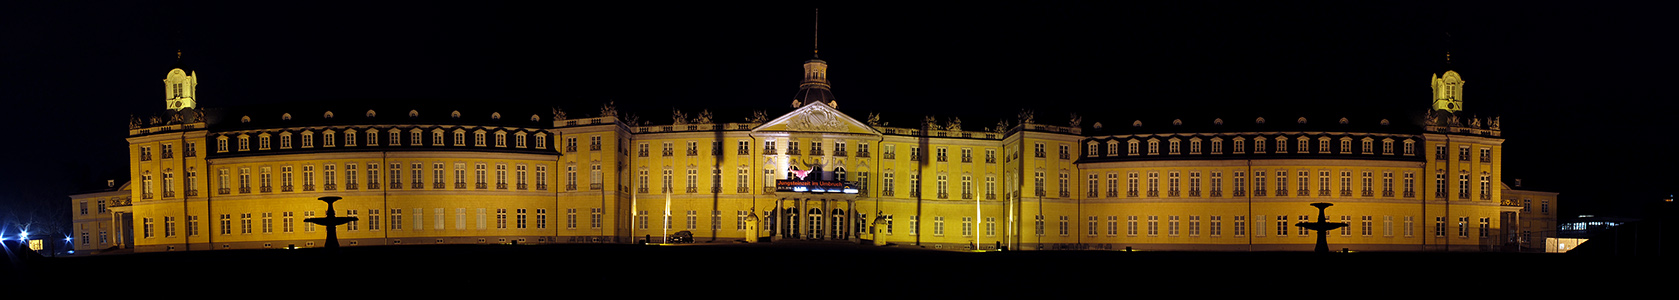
(164, 51), (199, 111)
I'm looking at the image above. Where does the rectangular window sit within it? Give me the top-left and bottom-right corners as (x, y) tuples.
(567, 208), (578, 230)
(1087, 216), (1098, 237)
(1148, 216), (1161, 236)
(591, 208), (603, 229)
(1058, 216), (1069, 236)
(1383, 215), (1393, 237)
(1361, 215), (1373, 236)
(1126, 216), (1138, 237)
(390, 209), (402, 230)
(1167, 215), (1178, 237)
(478, 208), (488, 230)
(517, 208), (528, 229)
(908, 215), (919, 236)
(1189, 215), (1200, 237)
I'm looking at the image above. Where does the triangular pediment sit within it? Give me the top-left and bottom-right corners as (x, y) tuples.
(753, 101), (880, 135)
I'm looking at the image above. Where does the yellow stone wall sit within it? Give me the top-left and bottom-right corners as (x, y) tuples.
(69, 189), (128, 253)
(97, 64), (1549, 253)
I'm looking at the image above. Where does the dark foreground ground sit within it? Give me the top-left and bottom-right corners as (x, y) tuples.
(3, 241), (1651, 294)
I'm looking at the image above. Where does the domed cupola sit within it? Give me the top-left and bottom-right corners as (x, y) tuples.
(792, 58), (835, 107)
(163, 50), (199, 111)
(1430, 52), (1464, 113)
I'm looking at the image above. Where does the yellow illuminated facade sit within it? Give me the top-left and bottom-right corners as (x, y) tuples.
(70, 54), (1557, 253)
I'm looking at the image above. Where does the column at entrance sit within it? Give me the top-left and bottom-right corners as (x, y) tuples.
(773, 197), (785, 241)
(847, 200), (857, 242)
(794, 198), (805, 239)
(821, 199), (831, 240)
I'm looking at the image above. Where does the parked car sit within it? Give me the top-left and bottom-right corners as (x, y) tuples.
(668, 231), (693, 244)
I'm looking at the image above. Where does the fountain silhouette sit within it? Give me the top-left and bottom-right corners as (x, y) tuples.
(302, 196), (358, 249)
(1293, 203), (1350, 253)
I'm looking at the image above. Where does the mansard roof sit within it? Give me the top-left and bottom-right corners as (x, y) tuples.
(207, 99), (553, 131)
(1081, 109), (1425, 137)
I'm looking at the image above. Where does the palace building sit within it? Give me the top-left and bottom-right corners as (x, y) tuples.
(69, 50), (1558, 254)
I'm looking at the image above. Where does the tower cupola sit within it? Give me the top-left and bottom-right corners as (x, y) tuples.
(1429, 53), (1463, 113)
(164, 50), (199, 111)
(793, 58), (835, 107)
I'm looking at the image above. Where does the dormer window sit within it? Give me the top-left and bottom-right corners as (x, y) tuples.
(1127, 140), (1139, 156)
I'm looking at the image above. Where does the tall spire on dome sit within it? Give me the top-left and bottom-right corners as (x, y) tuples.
(792, 8), (835, 108)
(812, 8), (819, 58)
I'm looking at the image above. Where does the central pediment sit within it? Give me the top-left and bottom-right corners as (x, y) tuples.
(753, 101), (879, 135)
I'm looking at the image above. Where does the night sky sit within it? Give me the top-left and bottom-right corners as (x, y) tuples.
(2, 1), (1673, 229)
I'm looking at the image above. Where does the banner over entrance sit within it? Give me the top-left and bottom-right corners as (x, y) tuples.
(775, 180), (858, 194)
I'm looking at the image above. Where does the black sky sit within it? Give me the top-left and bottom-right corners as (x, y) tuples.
(2, 1), (1674, 226)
